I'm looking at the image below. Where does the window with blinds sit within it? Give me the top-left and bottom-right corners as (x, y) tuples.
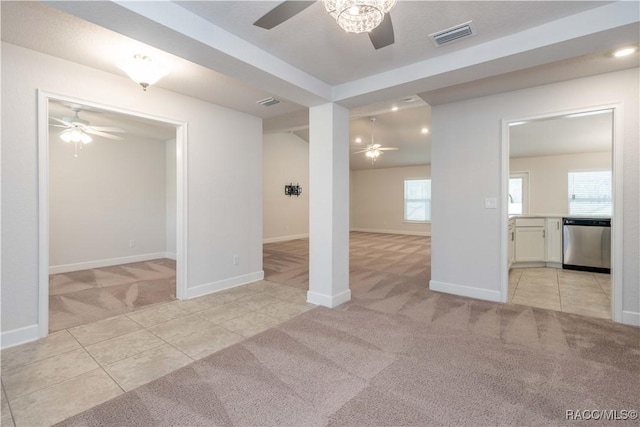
(568, 170), (612, 216)
(404, 179), (431, 222)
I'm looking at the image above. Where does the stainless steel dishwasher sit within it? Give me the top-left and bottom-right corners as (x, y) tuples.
(562, 218), (611, 274)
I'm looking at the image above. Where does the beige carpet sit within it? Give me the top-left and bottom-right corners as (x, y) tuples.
(49, 259), (176, 331)
(56, 233), (639, 426)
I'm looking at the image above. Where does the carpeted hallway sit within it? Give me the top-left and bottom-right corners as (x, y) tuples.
(55, 233), (639, 426)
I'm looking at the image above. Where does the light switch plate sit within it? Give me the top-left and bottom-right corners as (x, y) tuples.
(485, 198), (497, 209)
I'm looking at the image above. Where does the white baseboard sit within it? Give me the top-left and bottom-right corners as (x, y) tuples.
(49, 252), (172, 274)
(429, 280), (502, 303)
(307, 289), (351, 308)
(263, 234), (309, 244)
(1, 324), (40, 349)
(622, 310), (640, 326)
(185, 271), (265, 299)
(510, 261), (546, 269)
(350, 228), (430, 237)
(165, 252), (177, 261)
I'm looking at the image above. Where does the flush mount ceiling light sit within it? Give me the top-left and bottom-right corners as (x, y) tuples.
(421, 127), (429, 134)
(613, 46), (637, 57)
(323, 0), (397, 34)
(117, 54), (168, 91)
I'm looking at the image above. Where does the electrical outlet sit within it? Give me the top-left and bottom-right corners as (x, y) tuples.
(233, 255), (239, 265)
(129, 240), (136, 247)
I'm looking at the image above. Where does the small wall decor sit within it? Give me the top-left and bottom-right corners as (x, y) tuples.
(284, 183), (302, 197)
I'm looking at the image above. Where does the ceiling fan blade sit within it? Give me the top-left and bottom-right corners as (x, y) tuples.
(352, 149), (369, 154)
(379, 147), (399, 151)
(369, 14), (394, 50)
(253, 1), (315, 29)
(51, 124), (69, 128)
(89, 126), (126, 133)
(50, 117), (69, 126)
(85, 129), (124, 140)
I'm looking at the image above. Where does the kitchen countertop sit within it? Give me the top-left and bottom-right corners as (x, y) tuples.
(509, 214), (564, 219)
(509, 214), (612, 220)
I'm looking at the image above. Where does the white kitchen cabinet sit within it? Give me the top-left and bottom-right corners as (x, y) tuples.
(515, 218), (545, 262)
(545, 218), (562, 263)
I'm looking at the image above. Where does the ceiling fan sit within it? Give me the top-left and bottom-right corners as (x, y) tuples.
(353, 117), (398, 164)
(50, 107), (126, 142)
(253, 0), (396, 50)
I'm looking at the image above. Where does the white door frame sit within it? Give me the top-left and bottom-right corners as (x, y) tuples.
(37, 90), (189, 338)
(500, 103), (623, 322)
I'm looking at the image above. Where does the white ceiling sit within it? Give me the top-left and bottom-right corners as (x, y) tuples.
(2, 1), (638, 170)
(49, 100), (177, 141)
(175, 1), (612, 85)
(509, 110), (613, 158)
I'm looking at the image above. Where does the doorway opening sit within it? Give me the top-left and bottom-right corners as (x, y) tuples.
(38, 92), (188, 337)
(502, 105), (622, 321)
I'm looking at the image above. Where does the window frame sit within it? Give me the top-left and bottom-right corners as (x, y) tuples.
(508, 171), (529, 215)
(567, 169), (612, 216)
(403, 178), (431, 223)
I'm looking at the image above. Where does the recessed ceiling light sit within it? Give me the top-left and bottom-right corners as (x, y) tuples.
(613, 46), (637, 57)
(391, 106), (399, 112)
(355, 137), (362, 143)
(421, 127), (429, 134)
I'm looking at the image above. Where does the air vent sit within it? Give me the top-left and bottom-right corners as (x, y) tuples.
(429, 21), (475, 47)
(256, 97), (280, 107)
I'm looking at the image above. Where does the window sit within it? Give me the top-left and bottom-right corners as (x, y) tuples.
(404, 179), (431, 222)
(508, 172), (529, 215)
(568, 170), (612, 216)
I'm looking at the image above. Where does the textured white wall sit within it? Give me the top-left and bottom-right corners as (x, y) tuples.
(1, 43), (263, 333)
(262, 133), (309, 242)
(351, 165), (431, 235)
(49, 131), (168, 267)
(431, 68), (639, 320)
(510, 152), (612, 216)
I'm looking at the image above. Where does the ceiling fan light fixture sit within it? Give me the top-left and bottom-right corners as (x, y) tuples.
(117, 54), (168, 91)
(323, 0), (396, 34)
(60, 127), (92, 144)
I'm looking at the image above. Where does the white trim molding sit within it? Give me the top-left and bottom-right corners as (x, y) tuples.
(430, 280), (502, 303)
(263, 234), (309, 244)
(501, 103), (624, 322)
(622, 311), (640, 327)
(350, 228), (431, 237)
(185, 271), (264, 299)
(307, 289), (351, 308)
(1, 324), (40, 350)
(49, 252), (171, 274)
(37, 90), (189, 340)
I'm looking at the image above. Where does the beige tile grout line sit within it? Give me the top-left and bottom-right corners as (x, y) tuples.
(556, 268), (563, 311)
(2, 379), (17, 427)
(66, 331), (128, 395)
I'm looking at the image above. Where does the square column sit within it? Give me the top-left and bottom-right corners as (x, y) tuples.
(307, 103), (351, 307)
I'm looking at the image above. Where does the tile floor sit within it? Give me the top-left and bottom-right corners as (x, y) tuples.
(508, 267), (611, 319)
(1, 280), (314, 427)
